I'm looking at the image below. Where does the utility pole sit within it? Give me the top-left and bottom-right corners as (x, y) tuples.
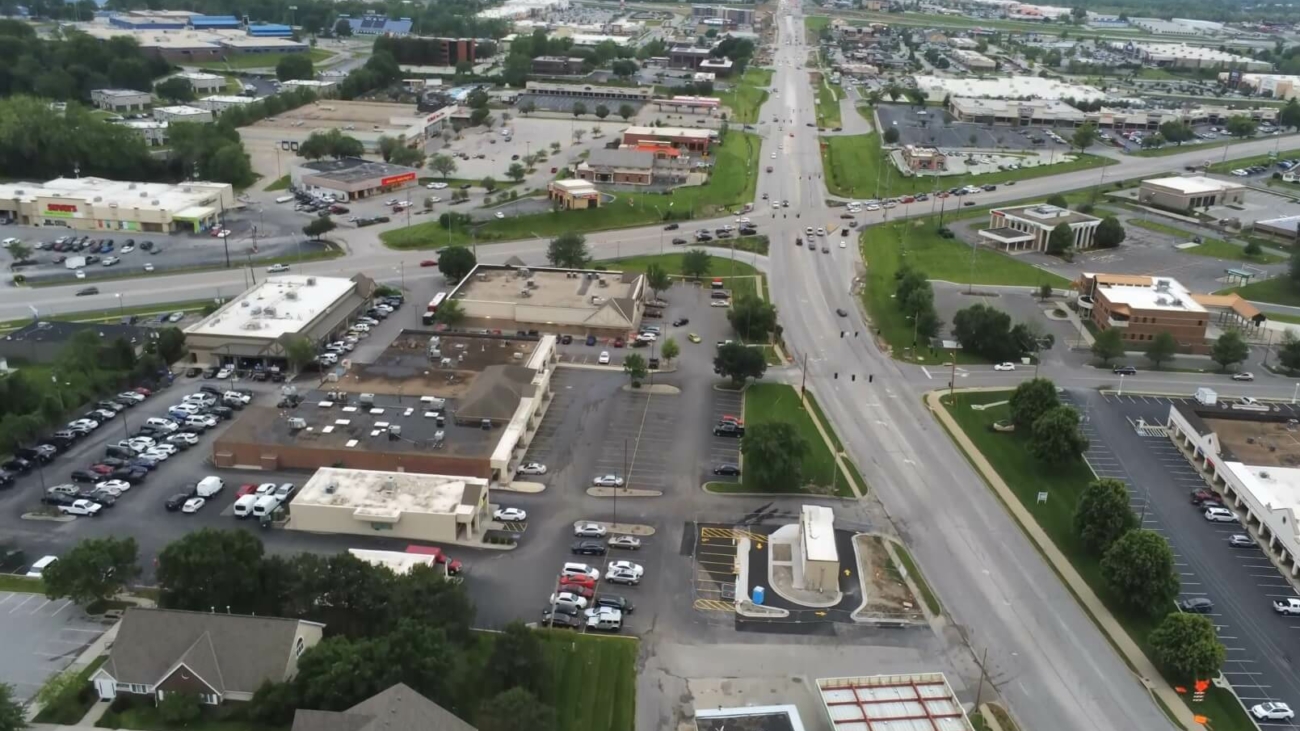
(800, 352), (808, 399)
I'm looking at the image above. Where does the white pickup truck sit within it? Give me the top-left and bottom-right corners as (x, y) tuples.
(58, 499), (102, 517)
(1274, 598), (1300, 615)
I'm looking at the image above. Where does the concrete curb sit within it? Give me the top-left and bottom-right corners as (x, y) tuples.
(926, 388), (1198, 731)
(587, 487), (662, 498)
(496, 481), (545, 493)
(572, 520), (656, 536)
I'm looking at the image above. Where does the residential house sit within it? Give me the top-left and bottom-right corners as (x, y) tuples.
(292, 683), (477, 731)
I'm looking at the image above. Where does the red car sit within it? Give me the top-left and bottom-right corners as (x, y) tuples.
(560, 583), (595, 598)
(420, 259), (438, 267)
(560, 574), (596, 590)
(1190, 489), (1217, 505)
(133, 387), (152, 397)
(720, 415), (744, 426)
(237, 483), (258, 498)
(89, 464), (114, 475)
(613, 338), (625, 348)
(405, 544), (463, 575)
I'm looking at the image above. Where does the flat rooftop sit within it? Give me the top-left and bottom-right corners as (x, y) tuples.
(624, 125), (714, 139)
(1096, 275), (1207, 313)
(186, 275), (357, 340)
(914, 74), (1105, 101)
(456, 267), (639, 310)
(817, 674), (973, 731)
(334, 331), (541, 399)
(299, 157), (421, 184)
(248, 100), (419, 133)
(1144, 175), (1245, 195)
(951, 97), (1085, 119)
(695, 706), (805, 731)
(801, 505), (838, 562)
(0, 176), (230, 214)
(996, 204), (1099, 227)
(294, 467), (487, 518)
(1205, 417), (1300, 469)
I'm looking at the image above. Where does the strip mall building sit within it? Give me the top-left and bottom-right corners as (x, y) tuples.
(0, 177), (235, 233)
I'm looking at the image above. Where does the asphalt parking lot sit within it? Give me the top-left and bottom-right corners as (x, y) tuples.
(1071, 389), (1300, 727)
(874, 104), (1072, 152)
(706, 389), (743, 485)
(0, 591), (109, 700)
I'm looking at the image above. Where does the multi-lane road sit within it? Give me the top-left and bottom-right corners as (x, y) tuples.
(14, 9), (1300, 731)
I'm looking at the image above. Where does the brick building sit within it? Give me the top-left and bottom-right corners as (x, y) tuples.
(1075, 273), (1210, 350)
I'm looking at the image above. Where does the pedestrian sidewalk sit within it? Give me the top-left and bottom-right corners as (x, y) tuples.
(926, 389), (1197, 731)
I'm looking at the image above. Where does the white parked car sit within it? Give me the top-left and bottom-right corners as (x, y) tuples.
(1251, 702), (1295, 721)
(605, 568), (641, 585)
(167, 432), (199, 447)
(117, 391), (145, 403)
(710, 300), (730, 308)
(256, 483), (278, 495)
(215, 366), (233, 379)
(517, 462), (547, 475)
(609, 535), (642, 550)
(550, 592), (589, 608)
(839, 240), (847, 248)
(181, 497), (206, 514)
(1204, 506), (1236, 523)
(428, 182), (449, 189)
(592, 474), (624, 487)
(607, 560), (643, 577)
(95, 479), (132, 494)
(598, 351), (611, 365)
(144, 448), (172, 462)
(494, 507), (528, 522)
(994, 362), (1016, 371)
(574, 522), (607, 538)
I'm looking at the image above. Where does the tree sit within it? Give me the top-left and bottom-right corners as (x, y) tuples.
(0, 683), (22, 731)
(1073, 478), (1138, 555)
(156, 529), (267, 613)
(439, 246), (477, 283)
(1281, 97), (1300, 131)
(1159, 120), (1194, 145)
(1211, 330), (1249, 372)
(519, 100), (537, 116)
(477, 688), (556, 731)
(1091, 327), (1125, 365)
(435, 299), (466, 327)
(1009, 378), (1059, 428)
(1280, 330), (1300, 374)
(1028, 405), (1088, 464)
(1038, 283), (1054, 301)
(1149, 613), (1226, 682)
(482, 176), (498, 193)
(1046, 222), (1073, 256)
(470, 107), (491, 127)
(618, 103), (635, 120)
(429, 154), (458, 179)
(158, 692), (202, 727)
(1101, 529), (1180, 616)
(333, 18), (353, 37)
(1225, 114), (1257, 139)
(467, 88), (490, 110)
(1244, 240), (1263, 258)
(155, 327), (187, 364)
(298, 129), (364, 160)
(1045, 193), (1068, 209)
(387, 144), (425, 168)
(727, 295), (778, 342)
(284, 335), (317, 372)
(302, 217), (337, 240)
(611, 59), (638, 79)
(484, 622), (546, 696)
(951, 304), (1021, 362)
(506, 162), (526, 183)
(154, 76), (195, 103)
(661, 337), (679, 364)
(1146, 332), (1177, 369)
(741, 421), (809, 491)
(572, 101), (587, 118)
(1094, 217), (1126, 249)
(572, 129), (585, 143)
(594, 104), (610, 120)
(623, 353), (648, 385)
(41, 536), (139, 607)
(681, 249), (712, 280)
(547, 232), (589, 268)
(645, 263), (671, 298)
(713, 342), (766, 387)
(276, 53), (314, 82)
(7, 241), (31, 263)
(1071, 123), (1097, 153)
(882, 127), (900, 144)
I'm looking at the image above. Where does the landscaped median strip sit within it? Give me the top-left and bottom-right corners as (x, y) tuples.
(927, 388), (1196, 730)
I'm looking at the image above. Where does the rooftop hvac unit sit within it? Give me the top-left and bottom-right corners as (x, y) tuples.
(477, 273), (488, 281)
(128, 183), (137, 190)
(140, 191), (148, 198)
(324, 482), (337, 494)
(94, 196), (102, 202)
(598, 279), (608, 287)
(287, 417), (307, 430)
(151, 200), (160, 206)
(520, 289), (531, 297)
(264, 306), (277, 316)
(285, 291), (298, 300)
(306, 277), (316, 285)
(519, 267), (532, 278)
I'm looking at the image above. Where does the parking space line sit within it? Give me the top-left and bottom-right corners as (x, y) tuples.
(8, 596), (33, 614)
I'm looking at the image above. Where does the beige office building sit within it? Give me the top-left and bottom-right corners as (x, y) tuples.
(450, 264), (645, 335)
(0, 177), (233, 233)
(288, 467), (490, 543)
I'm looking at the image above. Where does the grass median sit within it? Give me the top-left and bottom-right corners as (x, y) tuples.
(717, 68), (772, 125)
(860, 216), (1069, 360)
(603, 253), (761, 300)
(940, 391), (1255, 731)
(821, 133), (1113, 199)
(1128, 219), (1284, 264)
(815, 78), (842, 129)
(382, 132), (761, 250)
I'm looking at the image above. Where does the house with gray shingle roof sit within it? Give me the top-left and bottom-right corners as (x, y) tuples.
(292, 683), (477, 731)
(90, 607), (324, 705)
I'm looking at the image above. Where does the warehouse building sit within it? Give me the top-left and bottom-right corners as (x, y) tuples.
(979, 204), (1102, 253)
(213, 332), (558, 484)
(0, 177), (233, 233)
(118, 120), (169, 147)
(621, 125), (714, 153)
(691, 5), (755, 25)
(91, 88), (152, 113)
(169, 71), (226, 94)
(1074, 273), (1209, 348)
(448, 263), (645, 335)
(75, 24), (309, 63)
(184, 274), (376, 371)
(948, 97), (1085, 126)
(1125, 42), (1271, 71)
(531, 56), (586, 75)
(523, 81), (653, 103)
(950, 48), (996, 70)
(197, 95), (255, 113)
(914, 75), (1104, 103)
(153, 105), (213, 123)
(340, 14), (415, 36)
(291, 158), (420, 201)
(1139, 176), (1246, 212)
(288, 467), (490, 544)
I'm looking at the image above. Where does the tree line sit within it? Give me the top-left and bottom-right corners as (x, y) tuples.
(0, 22), (171, 101)
(42, 529), (563, 731)
(1005, 378), (1224, 684)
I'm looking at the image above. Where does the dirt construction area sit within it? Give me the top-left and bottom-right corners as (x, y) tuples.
(854, 534), (924, 620)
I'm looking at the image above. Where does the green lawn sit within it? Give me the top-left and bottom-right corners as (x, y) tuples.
(98, 701), (281, 731)
(0, 575), (42, 592)
(538, 631), (636, 731)
(941, 392), (1255, 731)
(717, 68), (772, 124)
(1129, 137), (1261, 158)
(35, 656), (107, 725)
(805, 15), (830, 39)
(1218, 276), (1300, 307)
(861, 217), (1069, 360)
(0, 298), (216, 332)
(383, 132), (761, 250)
(264, 175), (291, 192)
(604, 253), (761, 300)
(815, 78), (842, 128)
(821, 133), (1113, 199)
(803, 389), (870, 495)
(191, 48), (334, 70)
(1128, 219), (1284, 263)
(741, 383), (854, 497)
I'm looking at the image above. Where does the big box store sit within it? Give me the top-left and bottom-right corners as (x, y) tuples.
(291, 158), (420, 201)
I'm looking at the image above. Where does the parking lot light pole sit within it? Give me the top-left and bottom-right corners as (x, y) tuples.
(115, 293), (124, 317)
(1118, 373), (1125, 397)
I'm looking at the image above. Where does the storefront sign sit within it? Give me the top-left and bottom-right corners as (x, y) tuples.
(380, 172), (417, 187)
(44, 203), (78, 219)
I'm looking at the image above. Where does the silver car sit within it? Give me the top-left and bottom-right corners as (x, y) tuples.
(574, 522), (607, 538)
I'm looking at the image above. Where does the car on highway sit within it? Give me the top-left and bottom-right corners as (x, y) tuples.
(494, 507), (527, 522)
(994, 362), (1016, 371)
(609, 535), (642, 550)
(267, 263), (290, 273)
(1176, 597), (1213, 614)
(1251, 702), (1295, 721)
(1113, 365), (1138, 375)
(76, 286), (99, 296)
(574, 522), (608, 537)
(1232, 372), (1255, 381)
(1228, 534), (1254, 547)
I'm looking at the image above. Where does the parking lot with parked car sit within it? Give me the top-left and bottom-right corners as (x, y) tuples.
(1070, 390), (1300, 721)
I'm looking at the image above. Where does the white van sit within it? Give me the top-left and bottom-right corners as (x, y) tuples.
(196, 476), (225, 497)
(275, 195), (295, 204)
(252, 494), (281, 517)
(233, 494), (257, 518)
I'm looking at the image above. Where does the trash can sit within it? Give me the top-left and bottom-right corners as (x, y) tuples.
(752, 586), (766, 605)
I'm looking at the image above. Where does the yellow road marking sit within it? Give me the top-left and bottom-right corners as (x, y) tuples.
(694, 598), (736, 612)
(700, 527), (765, 542)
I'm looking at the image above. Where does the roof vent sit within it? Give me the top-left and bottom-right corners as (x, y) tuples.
(306, 277), (316, 285)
